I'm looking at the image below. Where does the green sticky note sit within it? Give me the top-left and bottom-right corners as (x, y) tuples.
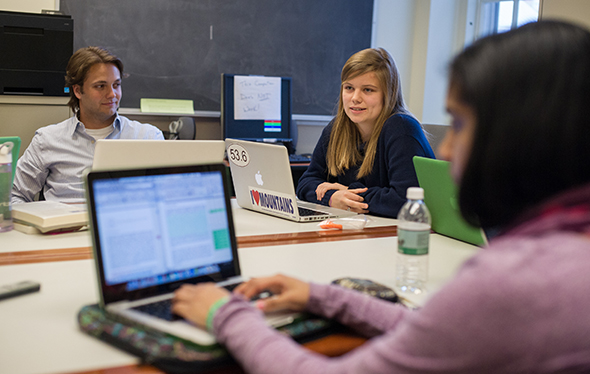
(140, 98), (194, 114)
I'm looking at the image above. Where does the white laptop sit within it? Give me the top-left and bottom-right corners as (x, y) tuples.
(92, 139), (226, 171)
(85, 163), (297, 346)
(225, 138), (356, 222)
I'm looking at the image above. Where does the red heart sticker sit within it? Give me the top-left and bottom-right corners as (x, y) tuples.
(251, 190), (260, 205)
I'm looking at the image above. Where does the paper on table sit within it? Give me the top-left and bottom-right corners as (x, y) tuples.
(233, 76), (281, 120)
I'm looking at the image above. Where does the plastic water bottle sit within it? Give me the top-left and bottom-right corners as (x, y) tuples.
(395, 187), (431, 294)
(0, 141), (14, 233)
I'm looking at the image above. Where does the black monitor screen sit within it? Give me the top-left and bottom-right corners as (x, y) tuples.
(221, 74), (292, 143)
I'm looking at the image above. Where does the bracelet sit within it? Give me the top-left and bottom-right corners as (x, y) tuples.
(206, 296), (230, 333)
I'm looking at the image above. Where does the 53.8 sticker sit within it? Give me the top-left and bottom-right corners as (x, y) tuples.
(227, 144), (249, 167)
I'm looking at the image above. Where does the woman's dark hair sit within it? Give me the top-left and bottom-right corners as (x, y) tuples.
(65, 46), (124, 112)
(450, 21), (590, 229)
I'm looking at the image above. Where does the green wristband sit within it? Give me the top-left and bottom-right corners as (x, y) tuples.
(206, 296), (230, 333)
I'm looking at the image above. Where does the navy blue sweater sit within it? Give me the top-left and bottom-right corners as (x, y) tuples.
(296, 114), (435, 218)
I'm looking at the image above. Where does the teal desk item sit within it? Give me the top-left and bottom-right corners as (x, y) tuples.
(0, 136), (21, 184)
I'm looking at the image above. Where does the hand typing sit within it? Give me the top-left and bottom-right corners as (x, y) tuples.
(234, 274), (310, 313)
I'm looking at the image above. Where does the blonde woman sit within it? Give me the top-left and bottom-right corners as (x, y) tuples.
(296, 48), (434, 218)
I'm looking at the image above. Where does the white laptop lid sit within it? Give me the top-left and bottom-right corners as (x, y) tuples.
(92, 139), (225, 171)
(225, 138), (355, 221)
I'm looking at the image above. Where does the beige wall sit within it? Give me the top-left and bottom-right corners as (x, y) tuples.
(540, 0), (590, 30)
(0, 0), (57, 13)
(0, 97), (220, 156)
(372, 0), (417, 110)
(116, 112), (221, 140)
(0, 97), (70, 158)
(373, 0), (468, 125)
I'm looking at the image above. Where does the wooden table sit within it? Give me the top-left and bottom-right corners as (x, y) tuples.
(0, 201), (478, 374)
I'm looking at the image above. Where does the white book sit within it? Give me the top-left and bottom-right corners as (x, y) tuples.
(12, 201), (88, 234)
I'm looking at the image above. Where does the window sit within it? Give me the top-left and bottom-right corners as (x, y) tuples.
(476, 0), (540, 39)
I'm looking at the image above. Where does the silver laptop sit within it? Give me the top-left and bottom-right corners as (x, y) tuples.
(92, 139), (225, 171)
(225, 138), (356, 222)
(85, 164), (296, 346)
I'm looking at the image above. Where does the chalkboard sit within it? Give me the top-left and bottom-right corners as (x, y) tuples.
(59, 0), (373, 115)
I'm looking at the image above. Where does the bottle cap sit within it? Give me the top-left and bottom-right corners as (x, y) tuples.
(406, 187), (424, 200)
(0, 142), (13, 164)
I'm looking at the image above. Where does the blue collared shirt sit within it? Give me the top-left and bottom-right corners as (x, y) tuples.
(11, 114), (164, 204)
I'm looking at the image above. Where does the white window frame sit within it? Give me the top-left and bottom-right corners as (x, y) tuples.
(472, 0), (540, 42)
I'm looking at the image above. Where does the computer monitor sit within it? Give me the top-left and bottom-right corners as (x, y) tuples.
(221, 74), (293, 145)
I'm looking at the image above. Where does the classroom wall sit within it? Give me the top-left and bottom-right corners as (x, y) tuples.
(540, 0), (590, 30)
(372, 0), (468, 126)
(2, 0), (472, 155)
(0, 0), (67, 157)
(0, 96), (70, 158)
(371, 0), (416, 108)
(421, 1), (466, 125)
(7, 0), (584, 155)
(0, 0), (57, 13)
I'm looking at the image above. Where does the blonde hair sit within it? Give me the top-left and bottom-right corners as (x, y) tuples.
(326, 48), (410, 178)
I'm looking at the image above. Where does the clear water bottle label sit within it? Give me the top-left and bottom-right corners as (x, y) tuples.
(398, 228), (429, 255)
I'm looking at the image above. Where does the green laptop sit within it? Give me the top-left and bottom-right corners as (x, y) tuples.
(413, 156), (487, 246)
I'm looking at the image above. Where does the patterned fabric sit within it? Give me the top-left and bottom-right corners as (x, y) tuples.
(78, 304), (333, 371)
(78, 304), (228, 362)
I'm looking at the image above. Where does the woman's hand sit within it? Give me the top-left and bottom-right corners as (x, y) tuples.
(234, 274), (310, 313)
(172, 283), (231, 327)
(329, 188), (369, 213)
(315, 182), (347, 201)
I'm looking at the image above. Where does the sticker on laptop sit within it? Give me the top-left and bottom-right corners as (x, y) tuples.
(248, 186), (297, 220)
(227, 144), (249, 167)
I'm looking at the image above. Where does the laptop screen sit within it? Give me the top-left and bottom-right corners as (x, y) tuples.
(86, 164), (240, 304)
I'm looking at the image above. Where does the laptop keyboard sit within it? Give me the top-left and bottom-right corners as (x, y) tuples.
(134, 299), (179, 321)
(132, 282), (243, 321)
(298, 206), (328, 217)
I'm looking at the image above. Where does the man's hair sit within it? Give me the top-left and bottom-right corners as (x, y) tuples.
(65, 46), (124, 112)
(450, 21), (590, 229)
(327, 48), (412, 178)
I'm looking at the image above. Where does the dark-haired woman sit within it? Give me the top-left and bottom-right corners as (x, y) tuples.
(296, 48), (434, 218)
(173, 21), (590, 373)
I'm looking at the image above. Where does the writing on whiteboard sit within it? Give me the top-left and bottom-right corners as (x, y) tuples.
(234, 76), (281, 120)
